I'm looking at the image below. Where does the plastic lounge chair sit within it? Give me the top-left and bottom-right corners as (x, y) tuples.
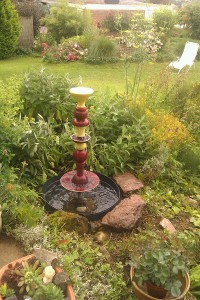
(168, 41), (199, 73)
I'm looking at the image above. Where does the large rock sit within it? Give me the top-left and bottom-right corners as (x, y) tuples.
(113, 173), (144, 193)
(102, 195), (145, 230)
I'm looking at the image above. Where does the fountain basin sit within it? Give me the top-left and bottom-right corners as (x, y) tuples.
(42, 172), (122, 221)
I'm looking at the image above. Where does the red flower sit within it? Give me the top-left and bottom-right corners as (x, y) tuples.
(41, 42), (48, 48)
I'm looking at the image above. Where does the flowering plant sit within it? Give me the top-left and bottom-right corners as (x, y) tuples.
(120, 15), (162, 60)
(41, 41), (87, 63)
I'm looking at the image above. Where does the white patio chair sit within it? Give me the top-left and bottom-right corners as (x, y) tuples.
(168, 41), (199, 73)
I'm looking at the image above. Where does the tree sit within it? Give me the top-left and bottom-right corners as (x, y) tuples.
(43, 0), (92, 43)
(0, 0), (20, 59)
(153, 8), (177, 42)
(179, 3), (200, 39)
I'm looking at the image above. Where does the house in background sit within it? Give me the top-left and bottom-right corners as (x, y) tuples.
(42, 0), (164, 23)
(69, 0), (164, 23)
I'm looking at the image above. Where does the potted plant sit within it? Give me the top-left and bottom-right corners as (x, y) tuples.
(0, 255), (76, 300)
(129, 248), (190, 300)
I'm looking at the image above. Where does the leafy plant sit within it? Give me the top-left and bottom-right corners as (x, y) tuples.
(42, 0), (92, 43)
(87, 35), (118, 63)
(0, 0), (20, 59)
(32, 283), (65, 300)
(102, 13), (132, 32)
(130, 247), (188, 297)
(15, 259), (44, 295)
(189, 265), (200, 300)
(0, 283), (15, 298)
(179, 3), (200, 39)
(20, 68), (75, 121)
(153, 8), (177, 42)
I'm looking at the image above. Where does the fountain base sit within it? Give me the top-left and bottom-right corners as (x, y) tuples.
(43, 172), (121, 221)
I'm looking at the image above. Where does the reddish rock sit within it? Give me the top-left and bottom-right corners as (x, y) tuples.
(101, 195), (146, 230)
(159, 218), (176, 234)
(113, 173), (144, 193)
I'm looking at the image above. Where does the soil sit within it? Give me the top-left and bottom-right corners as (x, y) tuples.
(0, 234), (25, 269)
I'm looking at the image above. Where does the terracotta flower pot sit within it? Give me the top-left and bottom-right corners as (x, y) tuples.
(0, 255), (76, 300)
(130, 267), (190, 300)
(146, 281), (167, 299)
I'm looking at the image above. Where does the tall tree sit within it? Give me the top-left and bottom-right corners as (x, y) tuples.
(0, 0), (20, 59)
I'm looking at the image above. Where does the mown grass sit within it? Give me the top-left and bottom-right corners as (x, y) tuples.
(0, 56), (200, 93)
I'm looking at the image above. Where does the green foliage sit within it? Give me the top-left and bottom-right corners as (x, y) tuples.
(20, 68), (75, 121)
(190, 265), (200, 300)
(0, 78), (25, 167)
(102, 13), (132, 32)
(87, 35), (118, 63)
(43, 0), (92, 43)
(0, 0), (20, 59)
(153, 8), (177, 42)
(179, 3), (200, 39)
(15, 259), (44, 295)
(130, 247), (188, 297)
(61, 239), (129, 299)
(13, 0), (47, 36)
(16, 115), (74, 184)
(0, 283), (15, 298)
(87, 93), (153, 175)
(32, 283), (65, 300)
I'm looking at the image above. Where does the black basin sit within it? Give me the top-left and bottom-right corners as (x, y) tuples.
(42, 172), (122, 221)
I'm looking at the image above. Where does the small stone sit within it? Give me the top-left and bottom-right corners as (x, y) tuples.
(76, 206), (87, 213)
(99, 245), (111, 258)
(186, 197), (198, 207)
(53, 272), (70, 292)
(24, 296), (32, 300)
(94, 231), (109, 243)
(89, 220), (103, 233)
(159, 218), (176, 234)
(113, 172), (144, 193)
(5, 296), (18, 300)
(33, 248), (57, 265)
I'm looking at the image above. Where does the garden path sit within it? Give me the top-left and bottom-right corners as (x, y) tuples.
(0, 234), (25, 268)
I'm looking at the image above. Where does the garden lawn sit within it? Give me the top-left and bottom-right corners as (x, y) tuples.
(1, 56), (200, 93)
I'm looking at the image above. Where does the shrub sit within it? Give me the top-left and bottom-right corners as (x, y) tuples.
(0, 0), (20, 59)
(156, 40), (177, 62)
(20, 68), (75, 121)
(87, 93), (153, 175)
(13, 0), (47, 36)
(0, 78), (24, 167)
(102, 13), (132, 32)
(146, 110), (193, 150)
(179, 3), (200, 39)
(43, 1), (92, 43)
(153, 8), (177, 42)
(121, 14), (163, 61)
(87, 35), (118, 63)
